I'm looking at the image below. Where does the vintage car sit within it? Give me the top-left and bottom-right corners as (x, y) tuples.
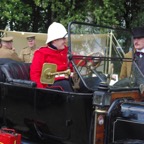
(0, 22), (144, 144)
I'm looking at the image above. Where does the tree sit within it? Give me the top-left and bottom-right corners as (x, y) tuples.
(1, 0), (144, 33)
(93, 0), (144, 28)
(0, 0), (31, 31)
(93, 0), (123, 26)
(0, 0), (89, 32)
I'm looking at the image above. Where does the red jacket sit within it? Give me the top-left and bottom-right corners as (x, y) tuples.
(30, 45), (73, 88)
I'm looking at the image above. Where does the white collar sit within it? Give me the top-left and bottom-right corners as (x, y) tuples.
(137, 49), (144, 53)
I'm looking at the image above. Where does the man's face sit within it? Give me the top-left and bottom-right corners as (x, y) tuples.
(53, 38), (67, 50)
(27, 39), (36, 48)
(2, 41), (13, 49)
(133, 37), (144, 50)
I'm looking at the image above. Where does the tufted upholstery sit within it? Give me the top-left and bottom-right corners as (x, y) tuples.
(1, 62), (37, 87)
(0, 58), (19, 82)
(0, 66), (5, 82)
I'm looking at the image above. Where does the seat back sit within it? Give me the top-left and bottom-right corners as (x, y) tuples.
(0, 58), (19, 82)
(0, 66), (5, 82)
(1, 62), (36, 87)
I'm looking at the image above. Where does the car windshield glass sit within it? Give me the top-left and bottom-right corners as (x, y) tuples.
(68, 22), (144, 91)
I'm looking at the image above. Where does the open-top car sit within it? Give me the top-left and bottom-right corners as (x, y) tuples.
(0, 22), (144, 144)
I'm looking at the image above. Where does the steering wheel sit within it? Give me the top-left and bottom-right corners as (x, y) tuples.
(76, 52), (104, 73)
(72, 52), (105, 90)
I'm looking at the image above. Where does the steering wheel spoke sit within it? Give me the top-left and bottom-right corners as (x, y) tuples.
(76, 52), (104, 76)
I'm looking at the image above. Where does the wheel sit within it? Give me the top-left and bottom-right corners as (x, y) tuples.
(72, 52), (106, 91)
(76, 52), (104, 76)
(76, 52), (104, 68)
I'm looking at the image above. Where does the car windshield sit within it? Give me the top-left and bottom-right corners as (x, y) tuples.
(68, 22), (144, 91)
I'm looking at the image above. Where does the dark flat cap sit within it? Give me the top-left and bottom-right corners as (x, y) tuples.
(132, 27), (144, 38)
(1, 36), (13, 42)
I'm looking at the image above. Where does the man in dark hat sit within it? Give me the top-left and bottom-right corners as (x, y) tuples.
(0, 36), (22, 62)
(132, 26), (144, 39)
(132, 26), (144, 75)
(19, 35), (37, 63)
(120, 26), (144, 79)
(126, 26), (144, 86)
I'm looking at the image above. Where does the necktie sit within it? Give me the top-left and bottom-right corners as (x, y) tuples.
(135, 52), (144, 58)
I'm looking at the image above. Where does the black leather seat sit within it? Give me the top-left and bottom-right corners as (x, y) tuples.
(0, 58), (18, 65)
(0, 58), (19, 82)
(1, 62), (37, 87)
(0, 66), (5, 82)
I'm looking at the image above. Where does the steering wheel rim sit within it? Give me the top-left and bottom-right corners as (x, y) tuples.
(77, 52), (103, 68)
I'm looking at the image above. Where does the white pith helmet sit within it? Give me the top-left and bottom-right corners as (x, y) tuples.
(46, 22), (68, 44)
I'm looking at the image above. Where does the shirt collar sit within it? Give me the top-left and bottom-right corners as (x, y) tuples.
(137, 49), (144, 53)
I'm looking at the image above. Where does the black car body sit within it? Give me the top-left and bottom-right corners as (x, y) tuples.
(0, 22), (144, 144)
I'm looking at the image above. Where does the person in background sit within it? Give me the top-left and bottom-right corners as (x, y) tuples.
(0, 36), (22, 62)
(132, 26), (144, 74)
(19, 35), (37, 63)
(120, 26), (144, 79)
(119, 26), (144, 87)
(119, 50), (133, 79)
(0, 38), (2, 48)
(30, 22), (73, 92)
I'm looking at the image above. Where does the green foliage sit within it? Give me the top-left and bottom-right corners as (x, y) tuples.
(129, 1), (144, 28)
(0, 0), (144, 32)
(93, 0), (125, 27)
(0, 0), (31, 30)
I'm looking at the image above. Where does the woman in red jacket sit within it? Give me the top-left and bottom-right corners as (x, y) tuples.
(30, 22), (73, 91)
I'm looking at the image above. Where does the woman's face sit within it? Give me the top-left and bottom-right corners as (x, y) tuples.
(133, 37), (144, 50)
(53, 38), (67, 50)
